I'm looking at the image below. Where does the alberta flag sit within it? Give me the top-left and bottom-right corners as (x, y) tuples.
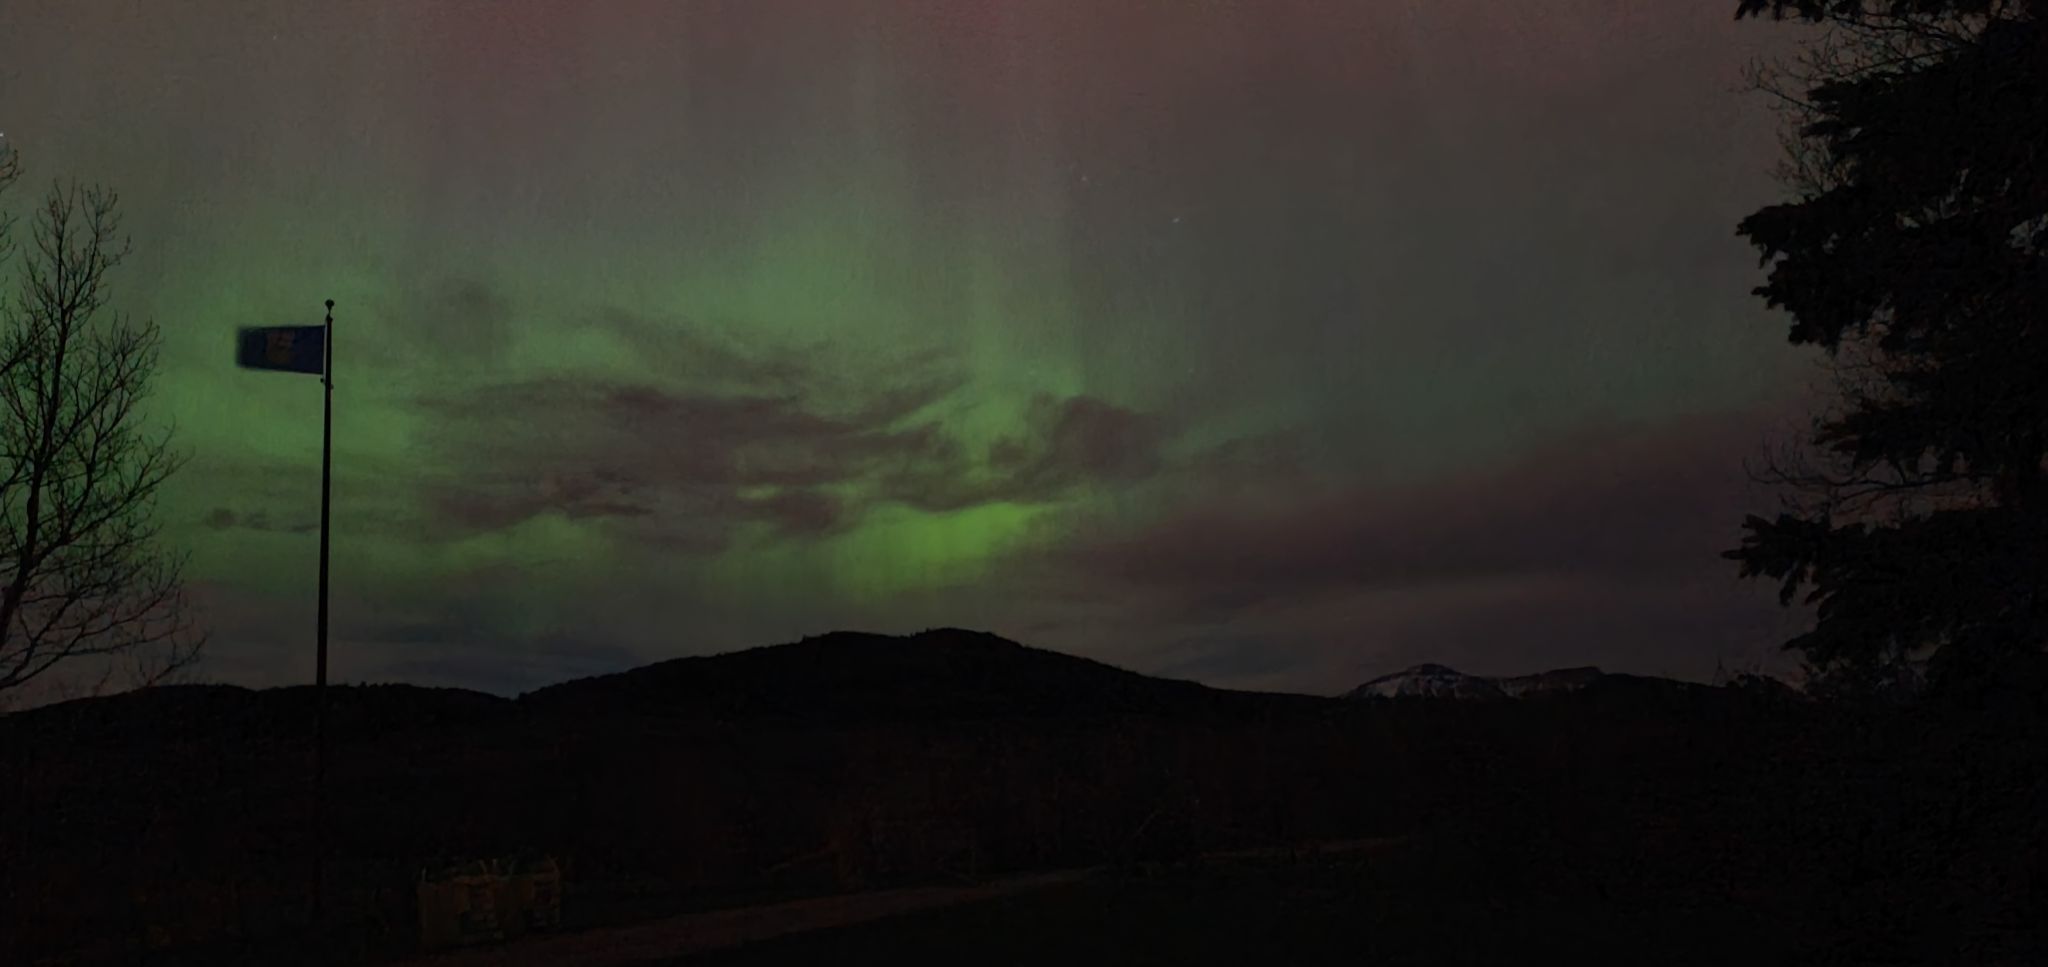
(237, 325), (326, 375)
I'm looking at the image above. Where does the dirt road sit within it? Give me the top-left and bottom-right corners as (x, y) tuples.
(401, 867), (1100, 967)
(402, 838), (1410, 967)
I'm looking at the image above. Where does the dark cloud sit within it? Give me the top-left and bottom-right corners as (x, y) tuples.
(199, 506), (317, 535)
(849, 366), (967, 426)
(741, 488), (846, 538)
(1187, 428), (1315, 484)
(983, 404), (1813, 690)
(345, 278), (519, 376)
(419, 376), (954, 482)
(1061, 407), (1780, 608)
(423, 469), (652, 537)
(410, 365), (1202, 551)
(180, 455), (428, 544)
(591, 306), (816, 391)
(410, 374), (952, 545)
(881, 393), (1176, 511)
(992, 394), (1166, 488)
(431, 279), (515, 362)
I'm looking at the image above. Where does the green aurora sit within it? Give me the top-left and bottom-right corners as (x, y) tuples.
(0, 1), (1813, 696)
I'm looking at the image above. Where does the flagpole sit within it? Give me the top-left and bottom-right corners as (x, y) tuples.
(313, 298), (334, 922)
(318, 297), (333, 705)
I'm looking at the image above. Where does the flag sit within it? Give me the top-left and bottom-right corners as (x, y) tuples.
(237, 325), (326, 375)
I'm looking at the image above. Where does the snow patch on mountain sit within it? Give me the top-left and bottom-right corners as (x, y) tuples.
(1346, 664), (1607, 701)
(1495, 666), (1606, 698)
(1344, 664), (1510, 701)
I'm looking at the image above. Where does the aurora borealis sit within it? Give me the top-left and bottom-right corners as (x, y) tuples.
(1, 1), (1818, 698)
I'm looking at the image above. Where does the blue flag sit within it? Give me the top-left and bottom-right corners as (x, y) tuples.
(237, 325), (325, 375)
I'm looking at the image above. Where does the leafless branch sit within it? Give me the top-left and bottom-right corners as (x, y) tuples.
(0, 166), (201, 700)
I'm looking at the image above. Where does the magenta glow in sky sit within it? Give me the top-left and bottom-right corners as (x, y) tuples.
(0, 1), (1815, 697)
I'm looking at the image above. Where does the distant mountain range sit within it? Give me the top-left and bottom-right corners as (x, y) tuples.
(1343, 663), (1731, 701)
(1, 631), (1805, 745)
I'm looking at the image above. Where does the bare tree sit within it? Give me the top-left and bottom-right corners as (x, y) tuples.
(0, 148), (201, 701)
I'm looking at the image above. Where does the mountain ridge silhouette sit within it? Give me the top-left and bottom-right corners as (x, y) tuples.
(0, 628), (1755, 742)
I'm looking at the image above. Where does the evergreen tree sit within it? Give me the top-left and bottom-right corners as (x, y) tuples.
(1725, 0), (2048, 696)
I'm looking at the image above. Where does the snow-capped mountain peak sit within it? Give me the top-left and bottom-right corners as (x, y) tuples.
(1345, 663), (1608, 701)
(1344, 664), (1509, 700)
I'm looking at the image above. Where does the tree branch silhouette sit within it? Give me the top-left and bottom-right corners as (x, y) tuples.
(1729, 0), (2048, 698)
(0, 153), (202, 700)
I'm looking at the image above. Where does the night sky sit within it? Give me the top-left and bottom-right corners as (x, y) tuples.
(1, 1), (1823, 697)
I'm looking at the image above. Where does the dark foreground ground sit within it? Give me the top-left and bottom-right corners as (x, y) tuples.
(667, 797), (2048, 967)
(663, 837), (1801, 967)
(8, 632), (2047, 965)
